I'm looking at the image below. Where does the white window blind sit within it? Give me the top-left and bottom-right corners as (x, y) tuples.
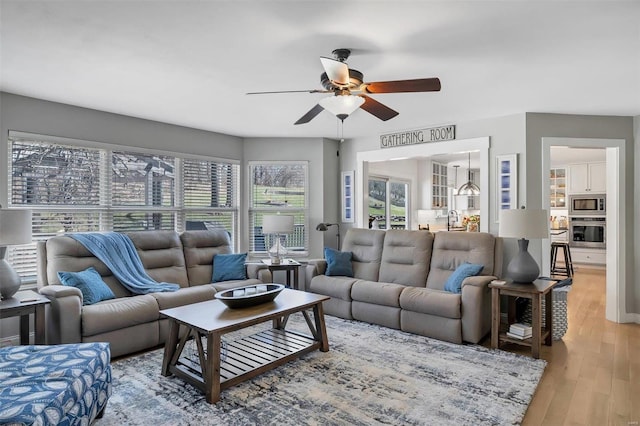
(248, 161), (308, 256)
(182, 159), (239, 248)
(8, 133), (240, 283)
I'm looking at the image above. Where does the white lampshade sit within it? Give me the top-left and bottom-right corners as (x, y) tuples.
(499, 209), (549, 239)
(0, 209), (32, 246)
(262, 215), (294, 235)
(319, 95), (364, 120)
(0, 209), (31, 299)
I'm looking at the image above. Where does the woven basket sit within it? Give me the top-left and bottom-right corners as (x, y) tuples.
(521, 286), (570, 340)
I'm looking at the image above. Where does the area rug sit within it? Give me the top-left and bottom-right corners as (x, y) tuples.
(96, 315), (545, 425)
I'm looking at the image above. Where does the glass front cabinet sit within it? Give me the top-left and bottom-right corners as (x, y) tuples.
(431, 161), (448, 209)
(550, 168), (566, 208)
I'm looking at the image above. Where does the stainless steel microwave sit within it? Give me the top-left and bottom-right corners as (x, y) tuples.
(569, 194), (606, 215)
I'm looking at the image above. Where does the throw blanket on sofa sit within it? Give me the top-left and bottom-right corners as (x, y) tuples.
(70, 232), (179, 294)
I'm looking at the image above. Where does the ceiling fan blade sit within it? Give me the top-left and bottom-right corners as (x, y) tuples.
(359, 95), (399, 121)
(294, 104), (325, 125)
(363, 78), (441, 94)
(320, 57), (350, 85)
(246, 89), (330, 95)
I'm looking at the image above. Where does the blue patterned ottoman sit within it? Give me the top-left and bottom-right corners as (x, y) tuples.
(0, 342), (112, 425)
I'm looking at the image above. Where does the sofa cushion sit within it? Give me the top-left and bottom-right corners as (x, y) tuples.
(426, 232), (496, 291)
(81, 294), (159, 337)
(324, 248), (353, 277)
(180, 230), (233, 285)
(341, 228), (386, 281)
(444, 263), (484, 293)
(152, 285), (217, 310)
(127, 231), (190, 288)
(212, 253), (248, 282)
(378, 230), (433, 287)
(399, 287), (461, 319)
(309, 275), (358, 301)
(58, 267), (116, 305)
(351, 281), (405, 307)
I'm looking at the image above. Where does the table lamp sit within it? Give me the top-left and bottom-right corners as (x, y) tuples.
(499, 207), (549, 283)
(0, 209), (32, 299)
(262, 214), (294, 264)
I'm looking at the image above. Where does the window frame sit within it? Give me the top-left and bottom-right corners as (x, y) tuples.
(368, 174), (410, 230)
(248, 160), (309, 257)
(8, 131), (240, 284)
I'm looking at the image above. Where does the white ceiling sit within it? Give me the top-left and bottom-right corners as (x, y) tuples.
(1, 1), (639, 140)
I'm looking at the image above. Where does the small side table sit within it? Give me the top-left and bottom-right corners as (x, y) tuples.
(489, 279), (557, 359)
(0, 289), (50, 345)
(261, 259), (301, 290)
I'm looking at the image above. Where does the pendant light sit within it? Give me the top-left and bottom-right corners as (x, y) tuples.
(457, 152), (480, 196)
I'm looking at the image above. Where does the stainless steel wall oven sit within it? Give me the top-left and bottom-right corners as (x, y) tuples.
(569, 217), (606, 248)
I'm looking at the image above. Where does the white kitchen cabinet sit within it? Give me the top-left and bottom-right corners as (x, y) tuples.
(570, 247), (606, 265)
(430, 161), (448, 209)
(549, 168), (567, 208)
(567, 162), (606, 194)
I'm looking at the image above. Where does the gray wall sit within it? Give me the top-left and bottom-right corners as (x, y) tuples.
(524, 113), (636, 313)
(242, 137), (339, 258)
(340, 112), (638, 316)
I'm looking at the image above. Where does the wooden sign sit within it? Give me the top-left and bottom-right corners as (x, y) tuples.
(380, 125), (455, 149)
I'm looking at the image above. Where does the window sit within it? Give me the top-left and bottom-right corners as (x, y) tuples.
(8, 132), (239, 283)
(368, 176), (409, 229)
(248, 161), (308, 256)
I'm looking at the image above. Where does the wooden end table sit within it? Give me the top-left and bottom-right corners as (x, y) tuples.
(261, 259), (301, 290)
(489, 279), (557, 359)
(0, 289), (50, 345)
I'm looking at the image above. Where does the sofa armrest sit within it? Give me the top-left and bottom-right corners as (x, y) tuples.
(461, 275), (497, 288)
(460, 275), (497, 343)
(39, 285), (83, 345)
(305, 259), (326, 279)
(246, 263), (272, 282)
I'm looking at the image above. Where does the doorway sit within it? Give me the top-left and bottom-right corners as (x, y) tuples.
(542, 137), (627, 323)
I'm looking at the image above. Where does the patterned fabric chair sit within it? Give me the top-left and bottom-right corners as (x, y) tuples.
(0, 342), (112, 425)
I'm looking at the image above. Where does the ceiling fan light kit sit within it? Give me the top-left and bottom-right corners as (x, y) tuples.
(247, 48), (441, 125)
(318, 95), (365, 121)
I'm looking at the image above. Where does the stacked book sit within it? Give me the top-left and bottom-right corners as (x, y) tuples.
(507, 323), (532, 340)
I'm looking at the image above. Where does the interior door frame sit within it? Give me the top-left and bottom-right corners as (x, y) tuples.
(541, 137), (627, 323)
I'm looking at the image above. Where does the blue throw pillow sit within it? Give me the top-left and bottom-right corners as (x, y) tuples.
(444, 263), (484, 293)
(58, 266), (116, 305)
(212, 253), (248, 283)
(324, 247), (354, 277)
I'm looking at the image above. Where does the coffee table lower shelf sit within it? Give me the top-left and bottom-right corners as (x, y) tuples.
(170, 328), (318, 393)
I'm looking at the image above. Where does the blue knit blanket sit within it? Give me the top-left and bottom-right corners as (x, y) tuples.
(70, 232), (179, 294)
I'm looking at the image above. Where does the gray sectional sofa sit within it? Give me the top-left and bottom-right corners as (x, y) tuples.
(37, 230), (270, 357)
(306, 229), (503, 344)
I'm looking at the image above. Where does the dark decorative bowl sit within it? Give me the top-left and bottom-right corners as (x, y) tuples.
(214, 284), (285, 309)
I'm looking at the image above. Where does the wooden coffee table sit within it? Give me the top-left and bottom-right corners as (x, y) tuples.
(160, 288), (330, 403)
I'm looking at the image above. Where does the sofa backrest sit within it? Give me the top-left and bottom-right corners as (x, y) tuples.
(180, 229), (232, 285)
(38, 236), (133, 298)
(378, 230), (434, 287)
(37, 231), (191, 295)
(426, 231), (502, 291)
(127, 231), (190, 288)
(341, 228), (386, 281)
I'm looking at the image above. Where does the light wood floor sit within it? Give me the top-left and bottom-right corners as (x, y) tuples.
(490, 268), (640, 426)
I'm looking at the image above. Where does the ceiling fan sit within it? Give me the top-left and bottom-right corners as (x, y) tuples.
(247, 48), (441, 125)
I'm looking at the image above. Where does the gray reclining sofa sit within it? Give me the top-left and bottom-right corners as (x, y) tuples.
(37, 230), (270, 357)
(306, 229), (503, 344)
